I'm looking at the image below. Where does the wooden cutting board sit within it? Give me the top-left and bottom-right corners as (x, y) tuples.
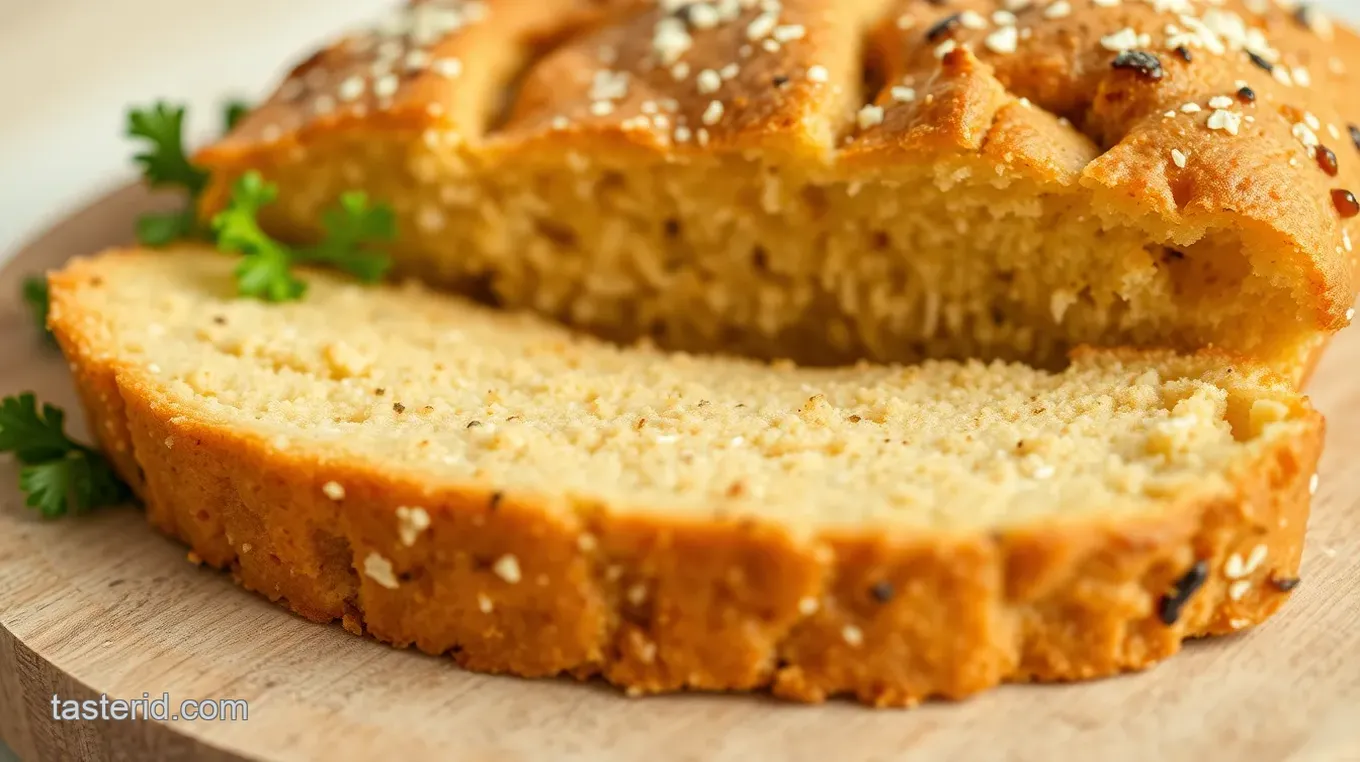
(2, 186), (1359, 762)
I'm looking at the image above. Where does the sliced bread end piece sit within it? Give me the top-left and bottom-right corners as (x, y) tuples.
(47, 246), (1322, 706)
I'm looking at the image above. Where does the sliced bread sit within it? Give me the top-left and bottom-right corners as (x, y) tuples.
(197, 0), (1360, 381)
(48, 246), (1322, 706)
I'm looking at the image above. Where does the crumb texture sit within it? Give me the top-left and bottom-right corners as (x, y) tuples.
(197, 0), (1360, 380)
(46, 247), (1323, 706)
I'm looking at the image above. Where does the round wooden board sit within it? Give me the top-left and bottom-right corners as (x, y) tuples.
(2, 187), (1360, 762)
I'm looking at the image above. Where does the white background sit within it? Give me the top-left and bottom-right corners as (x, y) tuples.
(0, 0), (1356, 261)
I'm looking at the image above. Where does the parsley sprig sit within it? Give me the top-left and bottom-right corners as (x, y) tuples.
(22, 276), (56, 347)
(127, 101), (397, 300)
(213, 171), (395, 302)
(127, 102), (211, 245)
(0, 394), (131, 517)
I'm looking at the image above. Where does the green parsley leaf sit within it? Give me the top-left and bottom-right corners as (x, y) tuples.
(127, 102), (213, 246)
(302, 192), (396, 283)
(0, 394), (131, 518)
(223, 99), (251, 132)
(135, 209), (198, 247)
(127, 102), (209, 197)
(212, 171), (308, 301)
(22, 276), (56, 347)
(213, 171), (396, 301)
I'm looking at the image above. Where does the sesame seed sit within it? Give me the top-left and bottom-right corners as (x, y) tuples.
(404, 50), (430, 70)
(313, 95), (336, 115)
(891, 86), (917, 103)
(1208, 95), (1234, 109)
(673, 126), (692, 142)
(772, 24), (806, 43)
(653, 17), (693, 66)
(1245, 544), (1268, 574)
(1228, 579), (1252, 601)
(337, 76), (366, 102)
(493, 554), (522, 584)
(1293, 122), (1320, 148)
(857, 105), (885, 129)
(576, 533), (597, 552)
(746, 11), (777, 41)
(958, 10), (987, 29)
(322, 481), (346, 500)
(807, 65), (829, 83)
(1225, 553), (1246, 579)
(551, 116), (569, 129)
(1172, 149), (1189, 168)
(1182, 102), (1202, 113)
(720, 63), (739, 80)
(1206, 109), (1242, 136)
(985, 27), (1019, 54)
(702, 100), (725, 125)
(432, 58), (462, 78)
(1347, 308), (1357, 323)
(1310, 473), (1320, 493)
(590, 101), (615, 117)
(992, 10), (1017, 26)
(934, 39), (960, 58)
(671, 62), (691, 80)
(842, 624), (864, 646)
(373, 75), (399, 99)
(797, 597), (819, 615)
(478, 593), (494, 613)
(363, 552), (400, 589)
(395, 506), (431, 547)
(1100, 28), (1143, 53)
(696, 69), (722, 94)
(1044, 1), (1072, 19)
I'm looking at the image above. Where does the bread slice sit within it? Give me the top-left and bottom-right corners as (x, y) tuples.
(196, 0), (1360, 383)
(48, 246), (1321, 706)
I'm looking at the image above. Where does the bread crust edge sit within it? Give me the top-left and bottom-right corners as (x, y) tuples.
(47, 261), (1323, 708)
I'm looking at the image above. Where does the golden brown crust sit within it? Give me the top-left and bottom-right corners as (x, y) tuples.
(190, 0), (1360, 386)
(47, 253), (1324, 706)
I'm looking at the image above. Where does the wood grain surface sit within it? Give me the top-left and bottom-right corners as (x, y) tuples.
(1, 186), (1359, 762)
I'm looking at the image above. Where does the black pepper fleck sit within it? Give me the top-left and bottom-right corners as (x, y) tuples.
(1316, 145), (1339, 177)
(1349, 124), (1360, 152)
(1270, 576), (1301, 592)
(1236, 86), (1256, 103)
(1158, 560), (1209, 625)
(467, 420), (482, 428)
(212, 315), (227, 325)
(925, 13), (963, 42)
(870, 581), (895, 603)
(1247, 51), (1274, 73)
(489, 492), (503, 510)
(393, 402), (406, 414)
(772, 75), (790, 87)
(1174, 46), (1192, 63)
(1111, 50), (1164, 81)
(374, 387), (386, 396)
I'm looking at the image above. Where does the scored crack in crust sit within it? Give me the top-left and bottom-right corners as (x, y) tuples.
(197, 0), (1360, 384)
(47, 248), (1324, 706)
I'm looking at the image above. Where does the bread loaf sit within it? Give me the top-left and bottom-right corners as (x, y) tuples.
(198, 0), (1360, 382)
(48, 245), (1321, 706)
